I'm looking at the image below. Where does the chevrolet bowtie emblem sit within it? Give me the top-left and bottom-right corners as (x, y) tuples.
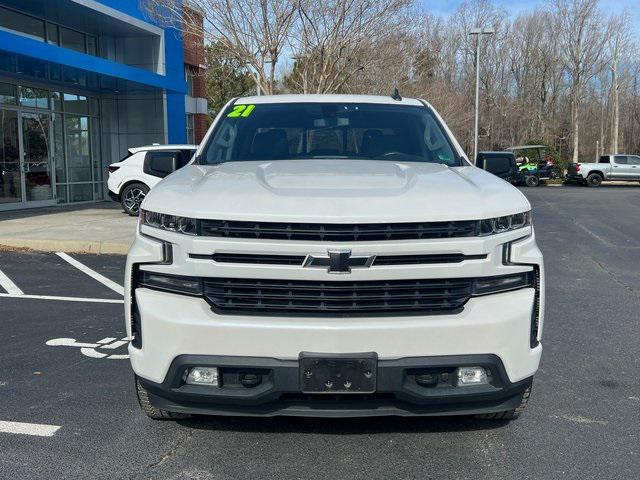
(303, 249), (375, 274)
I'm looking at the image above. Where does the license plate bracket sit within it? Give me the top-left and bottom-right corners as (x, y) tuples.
(299, 353), (377, 394)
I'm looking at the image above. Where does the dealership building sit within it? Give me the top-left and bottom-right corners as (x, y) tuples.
(0, 0), (207, 210)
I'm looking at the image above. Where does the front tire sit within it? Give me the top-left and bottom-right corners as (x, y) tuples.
(525, 175), (539, 187)
(586, 173), (603, 187)
(135, 376), (191, 420)
(475, 385), (531, 421)
(121, 183), (149, 216)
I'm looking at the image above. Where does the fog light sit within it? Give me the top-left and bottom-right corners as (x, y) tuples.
(186, 367), (219, 386)
(456, 367), (488, 386)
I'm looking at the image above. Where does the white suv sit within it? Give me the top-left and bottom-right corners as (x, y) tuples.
(107, 144), (197, 215)
(126, 94), (544, 420)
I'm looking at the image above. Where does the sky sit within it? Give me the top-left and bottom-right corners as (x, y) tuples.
(424, 0), (640, 27)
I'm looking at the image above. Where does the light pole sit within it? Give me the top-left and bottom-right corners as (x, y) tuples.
(469, 27), (494, 164)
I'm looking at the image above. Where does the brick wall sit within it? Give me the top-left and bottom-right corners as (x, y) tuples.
(183, 4), (207, 143)
(194, 114), (208, 143)
(182, 7), (204, 68)
(192, 68), (205, 98)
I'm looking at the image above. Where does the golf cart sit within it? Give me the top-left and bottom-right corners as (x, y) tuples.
(507, 145), (562, 187)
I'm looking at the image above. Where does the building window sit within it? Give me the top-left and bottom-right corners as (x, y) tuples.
(63, 94), (89, 115)
(0, 82), (18, 105)
(19, 86), (49, 109)
(0, 80), (102, 205)
(186, 114), (195, 144)
(0, 6), (99, 58)
(46, 22), (59, 45)
(0, 6), (45, 41)
(60, 27), (86, 54)
(86, 35), (97, 56)
(185, 66), (196, 97)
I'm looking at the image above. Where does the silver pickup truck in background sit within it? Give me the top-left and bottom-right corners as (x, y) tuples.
(566, 155), (640, 187)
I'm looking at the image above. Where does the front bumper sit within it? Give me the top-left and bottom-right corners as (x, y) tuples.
(139, 354), (533, 417)
(130, 286), (542, 385)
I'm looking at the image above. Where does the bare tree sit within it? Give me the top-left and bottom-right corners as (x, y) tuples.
(606, 11), (633, 154)
(287, 0), (414, 94)
(142, 0), (298, 94)
(550, 0), (610, 162)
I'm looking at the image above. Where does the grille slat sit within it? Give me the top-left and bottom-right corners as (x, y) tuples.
(210, 253), (306, 265)
(204, 279), (471, 291)
(192, 252), (487, 267)
(373, 253), (486, 266)
(199, 220), (478, 241)
(203, 277), (474, 315)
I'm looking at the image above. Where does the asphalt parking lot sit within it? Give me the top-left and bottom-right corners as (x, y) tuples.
(0, 185), (639, 480)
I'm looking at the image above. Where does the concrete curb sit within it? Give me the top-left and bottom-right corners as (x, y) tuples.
(0, 238), (130, 255)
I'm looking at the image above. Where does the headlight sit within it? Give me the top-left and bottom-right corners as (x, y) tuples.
(140, 209), (197, 235)
(137, 271), (203, 295)
(473, 271), (534, 295)
(478, 211), (531, 236)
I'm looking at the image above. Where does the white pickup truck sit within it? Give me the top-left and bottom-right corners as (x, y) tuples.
(566, 154), (640, 187)
(126, 94), (545, 420)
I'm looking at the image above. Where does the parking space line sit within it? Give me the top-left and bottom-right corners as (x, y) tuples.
(56, 252), (124, 296)
(0, 268), (23, 295)
(0, 293), (123, 304)
(0, 420), (60, 437)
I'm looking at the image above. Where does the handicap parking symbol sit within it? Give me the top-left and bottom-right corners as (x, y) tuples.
(46, 336), (131, 360)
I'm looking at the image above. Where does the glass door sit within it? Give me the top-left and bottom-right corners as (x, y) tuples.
(21, 112), (54, 202)
(0, 109), (21, 204)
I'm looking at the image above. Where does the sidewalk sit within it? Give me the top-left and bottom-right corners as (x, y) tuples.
(0, 202), (137, 255)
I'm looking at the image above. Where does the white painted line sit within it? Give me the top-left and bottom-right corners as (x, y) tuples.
(0, 293), (123, 304)
(97, 337), (117, 344)
(100, 340), (128, 350)
(46, 338), (100, 348)
(0, 420), (60, 437)
(56, 252), (124, 296)
(0, 268), (23, 295)
(80, 347), (108, 359)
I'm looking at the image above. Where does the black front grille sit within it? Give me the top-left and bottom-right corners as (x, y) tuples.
(191, 252), (487, 266)
(373, 253), (487, 266)
(203, 277), (474, 316)
(199, 220), (478, 241)
(210, 253), (306, 265)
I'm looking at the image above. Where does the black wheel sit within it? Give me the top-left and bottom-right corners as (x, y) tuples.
(121, 183), (149, 216)
(586, 173), (603, 187)
(475, 385), (531, 421)
(135, 376), (191, 420)
(525, 175), (539, 187)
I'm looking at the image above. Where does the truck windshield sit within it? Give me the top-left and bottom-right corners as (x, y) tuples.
(199, 103), (461, 166)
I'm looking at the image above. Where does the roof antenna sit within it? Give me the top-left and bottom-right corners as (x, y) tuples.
(391, 88), (402, 101)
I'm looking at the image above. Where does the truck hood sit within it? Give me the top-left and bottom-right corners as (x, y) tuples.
(143, 160), (530, 222)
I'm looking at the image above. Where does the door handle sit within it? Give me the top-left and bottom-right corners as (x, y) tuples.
(613, 165), (618, 167)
